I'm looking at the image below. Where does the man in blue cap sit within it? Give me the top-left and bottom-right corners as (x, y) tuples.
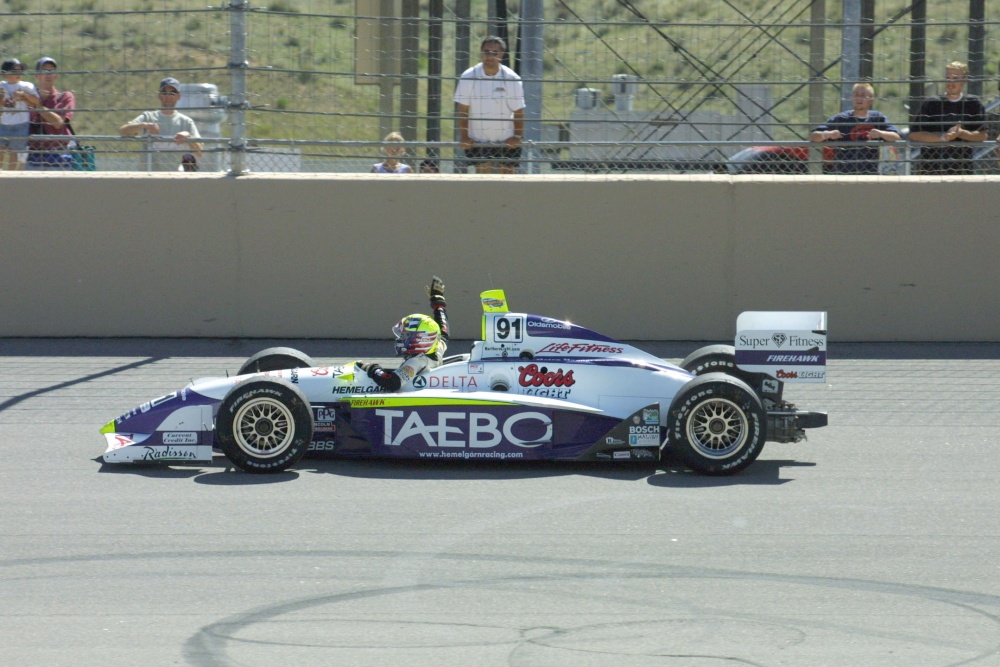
(119, 76), (202, 171)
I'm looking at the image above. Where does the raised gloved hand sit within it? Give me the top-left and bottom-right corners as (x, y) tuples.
(426, 275), (446, 310)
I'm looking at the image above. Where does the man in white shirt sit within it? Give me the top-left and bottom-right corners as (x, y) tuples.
(119, 77), (203, 172)
(454, 36), (525, 174)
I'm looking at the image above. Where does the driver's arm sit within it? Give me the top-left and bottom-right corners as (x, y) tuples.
(359, 355), (428, 392)
(357, 362), (402, 391)
(428, 276), (449, 342)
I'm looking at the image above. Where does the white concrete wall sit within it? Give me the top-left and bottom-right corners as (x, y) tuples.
(3, 172), (998, 341)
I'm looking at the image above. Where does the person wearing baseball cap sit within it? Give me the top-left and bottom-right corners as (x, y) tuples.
(1, 57), (40, 170)
(27, 56), (77, 170)
(118, 76), (202, 171)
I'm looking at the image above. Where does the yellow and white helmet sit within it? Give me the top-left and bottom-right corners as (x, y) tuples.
(392, 314), (441, 357)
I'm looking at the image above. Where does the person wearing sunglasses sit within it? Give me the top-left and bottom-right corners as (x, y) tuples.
(454, 36), (525, 174)
(119, 77), (203, 171)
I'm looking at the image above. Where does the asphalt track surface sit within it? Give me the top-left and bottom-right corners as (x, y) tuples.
(3, 338), (1000, 667)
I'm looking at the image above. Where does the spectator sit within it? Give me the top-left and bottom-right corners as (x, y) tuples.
(27, 57), (75, 171)
(418, 158), (440, 173)
(119, 77), (203, 171)
(370, 132), (412, 173)
(909, 61), (987, 175)
(0, 58), (40, 171)
(454, 36), (525, 175)
(810, 83), (900, 174)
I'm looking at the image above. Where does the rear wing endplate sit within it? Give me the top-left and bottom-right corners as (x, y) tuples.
(735, 311), (827, 383)
(480, 289), (509, 339)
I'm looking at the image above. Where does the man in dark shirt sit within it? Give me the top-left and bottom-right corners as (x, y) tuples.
(810, 82), (900, 174)
(909, 62), (988, 175)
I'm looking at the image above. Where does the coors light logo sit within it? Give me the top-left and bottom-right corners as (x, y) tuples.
(518, 364), (575, 388)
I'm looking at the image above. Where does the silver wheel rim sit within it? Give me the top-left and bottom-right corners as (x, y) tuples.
(686, 397), (749, 459)
(233, 397), (295, 458)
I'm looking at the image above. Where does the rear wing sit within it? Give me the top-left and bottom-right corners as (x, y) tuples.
(480, 289), (509, 339)
(735, 311), (827, 383)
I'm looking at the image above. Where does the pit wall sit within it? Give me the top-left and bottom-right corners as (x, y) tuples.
(3, 173), (997, 342)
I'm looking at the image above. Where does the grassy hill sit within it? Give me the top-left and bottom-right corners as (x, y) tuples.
(0, 0), (996, 144)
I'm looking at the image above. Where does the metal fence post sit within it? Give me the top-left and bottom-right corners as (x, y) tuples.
(520, 0), (543, 174)
(227, 0), (249, 175)
(840, 0), (861, 109)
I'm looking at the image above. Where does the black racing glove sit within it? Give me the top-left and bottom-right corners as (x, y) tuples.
(426, 275), (446, 310)
(359, 361), (401, 391)
(360, 362), (382, 379)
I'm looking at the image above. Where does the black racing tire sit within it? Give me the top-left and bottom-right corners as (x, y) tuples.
(216, 377), (314, 473)
(679, 344), (767, 391)
(668, 373), (765, 476)
(237, 347), (315, 376)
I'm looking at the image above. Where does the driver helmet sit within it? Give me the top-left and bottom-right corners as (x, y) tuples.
(392, 314), (441, 357)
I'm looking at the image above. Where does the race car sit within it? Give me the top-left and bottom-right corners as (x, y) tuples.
(100, 290), (827, 476)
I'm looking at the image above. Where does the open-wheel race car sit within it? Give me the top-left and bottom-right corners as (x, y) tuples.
(101, 290), (827, 476)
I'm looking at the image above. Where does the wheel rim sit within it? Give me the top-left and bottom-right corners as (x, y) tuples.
(232, 397), (296, 458)
(686, 397), (749, 459)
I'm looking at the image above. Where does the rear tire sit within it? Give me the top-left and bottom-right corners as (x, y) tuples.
(668, 374), (765, 476)
(680, 345), (753, 382)
(216, 378), (314, 473)
(237, 347), (315, 376)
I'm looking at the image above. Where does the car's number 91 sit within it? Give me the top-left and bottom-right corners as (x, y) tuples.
(494, 316), (524, 342)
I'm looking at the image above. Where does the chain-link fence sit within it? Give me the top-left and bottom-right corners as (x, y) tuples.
(1, 0), (998, 174)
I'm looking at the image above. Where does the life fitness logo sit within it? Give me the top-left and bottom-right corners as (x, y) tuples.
(375, 409), (552, 448)
(518, 363), (575, 388)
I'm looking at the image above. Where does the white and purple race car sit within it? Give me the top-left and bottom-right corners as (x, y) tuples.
(101, 290), (827, 476)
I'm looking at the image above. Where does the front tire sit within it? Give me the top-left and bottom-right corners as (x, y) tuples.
(668, 374), (765, 476)
(237, 347), (315, 376)
(216, 378), (314, 473)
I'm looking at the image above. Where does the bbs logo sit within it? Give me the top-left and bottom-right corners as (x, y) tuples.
(308, 440), (337, 452)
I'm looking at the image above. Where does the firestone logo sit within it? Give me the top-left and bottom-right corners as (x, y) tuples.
(375, 409), (552, 448)
(518, 364), (575, 388)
